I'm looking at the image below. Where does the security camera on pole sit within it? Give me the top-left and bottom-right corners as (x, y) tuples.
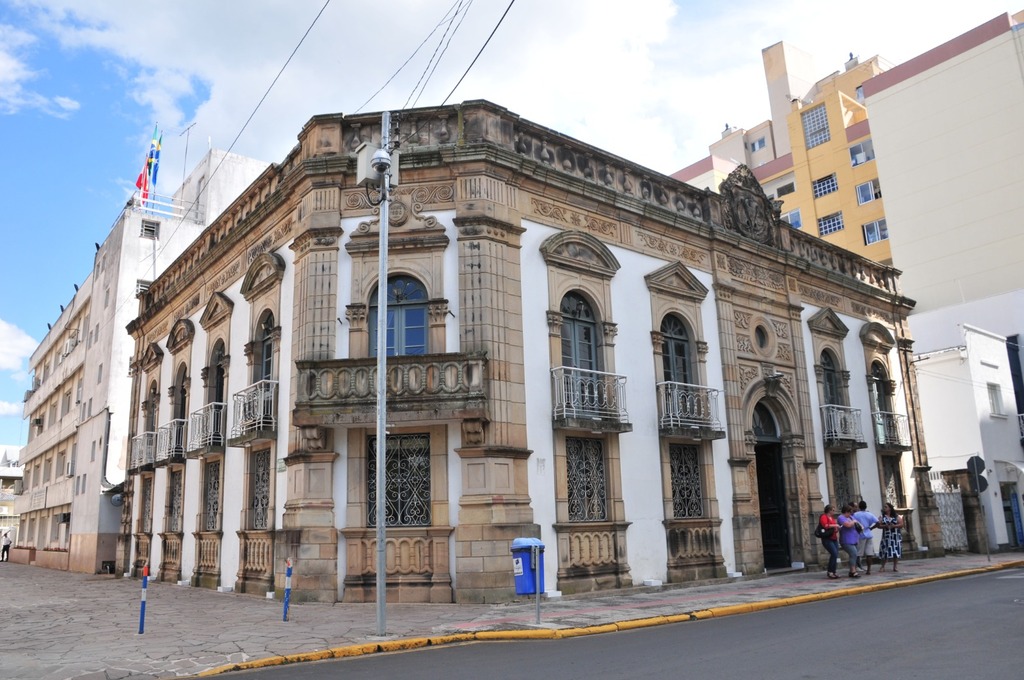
(357, 111), (395, 637)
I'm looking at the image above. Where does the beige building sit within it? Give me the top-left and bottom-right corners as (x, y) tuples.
(14, 150), (267, 572)
(117, 100), (943, 604)
(674, 43), (895, 264)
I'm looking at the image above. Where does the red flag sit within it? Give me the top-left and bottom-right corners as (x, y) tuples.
(135, 125), (158, 203)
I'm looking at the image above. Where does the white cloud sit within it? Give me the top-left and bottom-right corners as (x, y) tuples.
(12, 0), (1016, 175)
(0, 402), (23, 418)
(0, 318), (36, 373)
(0, 22), (80, 118)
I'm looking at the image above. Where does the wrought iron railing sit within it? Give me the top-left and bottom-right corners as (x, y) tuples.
(551, 367), (628, 423)
(1018, 413), (1024, 439)
(130, 432), (157, 469)
(156, 419), (188, 463)
(231, 381), (278, 438)
(188, 402), (226, 450)
(163, 514), (184, 534)
(871, 411), (912, 449)
(820, 404), (864, 442)
(656, 381), (723, 430)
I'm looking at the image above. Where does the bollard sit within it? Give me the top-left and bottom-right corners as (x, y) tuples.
(138, 565), (149, 634)
(533, 545), (541, 625)
(282, 558), (293, 622)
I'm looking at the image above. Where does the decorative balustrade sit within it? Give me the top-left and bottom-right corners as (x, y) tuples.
(871, 411), (912, 449)
(163, 513), (184, 534)
(656, 381), (724, 434)
(295, 353), (487, 423)
(820, 404), (865, 446)
(130, 433), (157, 470)
(551, 367), (629, 425)
(188, 402), (226, 450)
(231, 380), (278, 439)
(155, 419), (188, 463)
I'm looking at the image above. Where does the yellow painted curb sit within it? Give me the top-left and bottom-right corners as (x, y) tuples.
(559, 623), (618, 638)
(706, 603), (753, 617)
(616, 616), (669, 630)
(475, 629), (557, 640)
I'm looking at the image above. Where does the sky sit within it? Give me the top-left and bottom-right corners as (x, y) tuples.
(0, 0), (1015, 450)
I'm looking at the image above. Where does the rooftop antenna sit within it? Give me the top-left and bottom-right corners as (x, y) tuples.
(180, 122), (198, 188)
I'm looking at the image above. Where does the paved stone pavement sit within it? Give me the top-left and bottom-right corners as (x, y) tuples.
(2, 552), (1022, 679)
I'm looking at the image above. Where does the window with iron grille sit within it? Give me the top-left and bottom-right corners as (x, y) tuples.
(817, 212), (845, 236)
(367, 434), (431, 527)
(830, 451), (852, 505)
(801, 105), (830, 148)
(863, 219), (888, 245)
(566, 437), (607, 521)
(812, 174), (838, 198)
(669, 444), (703, 518)
(249, 449), (271, 530)
(882, 456), (905, 507)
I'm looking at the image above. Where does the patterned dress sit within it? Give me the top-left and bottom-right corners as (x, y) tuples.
(879, 515), (902, 559)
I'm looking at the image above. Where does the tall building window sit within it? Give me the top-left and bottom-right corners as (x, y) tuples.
(821, 351), (842, 405)
(750, 136), (766, 152)
(661, 315), (692, 385)
(849, 140), (875, 166)
(812, 174), (838, 198)
(856, 179), (882, 205)
(781, 209), (802, 229)
(566, 437), (606, 521)
(368, 276), (428, 357)
(818, 212), (845, 236)
(560, 292), (598, 370)
(988, 383), (1004, 415)
(367, 434), (431, 527)
(248, 449), (271, 530)
(863, 219), (888, 245)
(801, 105), (830, 148)
(669, 443), (703, 518)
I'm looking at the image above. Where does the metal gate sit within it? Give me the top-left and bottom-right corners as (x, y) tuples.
(930, 473), (968, 551)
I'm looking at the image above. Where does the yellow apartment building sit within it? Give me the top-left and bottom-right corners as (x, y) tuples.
(674, 43), (894, 264)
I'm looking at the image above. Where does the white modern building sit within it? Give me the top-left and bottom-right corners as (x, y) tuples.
(15, 150), (268, 572)
(1, 446), (23, 544)
(864, 11), (1024, 548)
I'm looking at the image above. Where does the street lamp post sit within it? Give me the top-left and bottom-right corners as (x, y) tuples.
(373, 111), (392, 637)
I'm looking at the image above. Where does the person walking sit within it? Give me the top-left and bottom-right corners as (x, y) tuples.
(878, 502), (904, 572)
(1, 532), (11, 562)
(853, 500), (879, 575)
(818, 504), (841, 579)
(836, 504), (862, 578)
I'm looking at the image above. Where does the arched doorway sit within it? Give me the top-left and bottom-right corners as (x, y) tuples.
(753, 402), (790, 568)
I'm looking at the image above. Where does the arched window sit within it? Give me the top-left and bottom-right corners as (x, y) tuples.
(661, 314), (692, 384)
(821, 350), (841, 405)
(752, 402), (779, 440)
(209, 341), (226, 405)
(369, 276), (428, 356)
(255, 313), (275, 382)
(560, 292), (597, 370)
(173, 364), (188, 421)
(145, 381), (159, 432)
(869, 361), (893, 413)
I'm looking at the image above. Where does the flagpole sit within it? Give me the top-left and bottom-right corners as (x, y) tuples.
(180, 122), (197, 190)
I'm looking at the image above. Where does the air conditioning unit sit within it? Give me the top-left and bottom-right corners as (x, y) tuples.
(31, 417), (43, 427)
(853, 152), (866, 165)
(66, 461), (74, 477)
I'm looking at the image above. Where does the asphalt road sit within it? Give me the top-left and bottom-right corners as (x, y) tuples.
(222, 569), (1024, 679)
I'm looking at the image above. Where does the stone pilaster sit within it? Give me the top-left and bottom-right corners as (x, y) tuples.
(451, 184), (539, 603)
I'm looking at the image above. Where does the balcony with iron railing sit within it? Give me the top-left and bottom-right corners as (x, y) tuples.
(155, 419), (188, 465)
(293, 353), (487, 426)
(1018, 414), (1024, 444)
(229, 380), (278, 446)
(129, 433), (157, 471)
(551, 366), (631, 432)
(871, 411), (912, 451)
(820, 404), (867, 450)
(656, 381), (726, 440)
(187, 402), (227, 455)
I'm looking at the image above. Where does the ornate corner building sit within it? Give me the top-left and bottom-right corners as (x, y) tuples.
(119, 101), (942, 603)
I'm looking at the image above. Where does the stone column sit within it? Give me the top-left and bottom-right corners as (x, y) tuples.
(276, 191), (343, 602)
(451, 178), (539, 603)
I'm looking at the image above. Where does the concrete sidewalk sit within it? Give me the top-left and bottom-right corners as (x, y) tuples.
(3, 552), (1021, 680)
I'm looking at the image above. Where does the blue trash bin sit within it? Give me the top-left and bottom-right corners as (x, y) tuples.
(511, 537), (544, 595)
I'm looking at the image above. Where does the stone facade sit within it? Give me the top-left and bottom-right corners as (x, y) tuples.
(120, 101), (941, 603)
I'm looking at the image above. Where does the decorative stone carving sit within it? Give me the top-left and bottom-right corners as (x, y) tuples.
(461, 419), (486, 446)
(299, 425), (329, 452)
(718, 165), (779, 246)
